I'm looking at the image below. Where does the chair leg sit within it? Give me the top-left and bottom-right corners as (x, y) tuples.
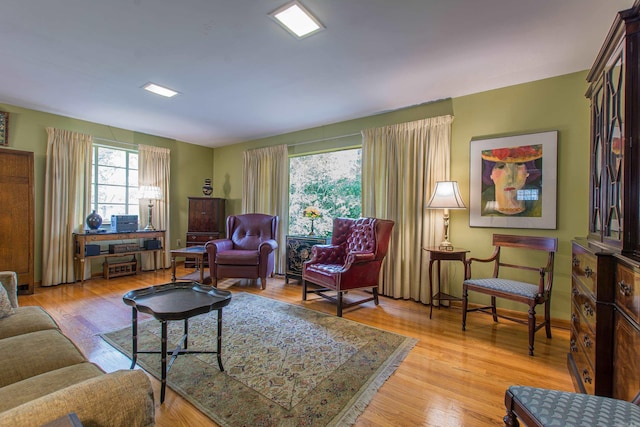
(462, 285), (468, 331)
(545, 300), (552, 338)
(337, 292), (343, 317)
(260, 276), (266, 290)
(503, 390), (520, 427)
(302, 280), (308, 301)
(491, 296), (498, 322)
(528, 305), (536, 356)
(373, 287), (379, 305)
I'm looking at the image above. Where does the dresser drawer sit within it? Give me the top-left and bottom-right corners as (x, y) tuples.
(572, 243), (598, 295)
(572, 280), (596, 332)
(570, 338), (596, 395)
(571, 302), (596, 364)
(187, 232), (220, 243)
(616, 263), (640, 323)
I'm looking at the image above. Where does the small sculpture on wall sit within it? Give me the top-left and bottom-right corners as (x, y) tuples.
(202, 178), (213, 196)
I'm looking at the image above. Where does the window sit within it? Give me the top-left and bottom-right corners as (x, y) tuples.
(289, 149), (361, 236)
(91, 145), (139, 223)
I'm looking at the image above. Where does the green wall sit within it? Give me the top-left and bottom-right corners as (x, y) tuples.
(0, 104), (215, 282)
(213, 71), (590, 320)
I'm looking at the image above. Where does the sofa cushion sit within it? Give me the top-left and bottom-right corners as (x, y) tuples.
(0, 283), (14, 319)
(0, 330), (86, 388)
(0, 306), (59, 340)
(0, 362), (104, 412)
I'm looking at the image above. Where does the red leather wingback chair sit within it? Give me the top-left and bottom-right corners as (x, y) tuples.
(205, 214), (278, 289)
(302, 217), (395, 316)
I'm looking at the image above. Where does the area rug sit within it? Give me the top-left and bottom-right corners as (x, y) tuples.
(102, 292), (417, 427)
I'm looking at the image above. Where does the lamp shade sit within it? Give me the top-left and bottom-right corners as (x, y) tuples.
(425, 181), (466, 209)
(138, 185), (163, 201)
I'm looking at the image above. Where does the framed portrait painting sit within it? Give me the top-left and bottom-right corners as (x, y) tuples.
(469, 131), (558, 229)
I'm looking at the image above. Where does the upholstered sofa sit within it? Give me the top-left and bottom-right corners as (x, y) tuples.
(0, 272), (155, 427)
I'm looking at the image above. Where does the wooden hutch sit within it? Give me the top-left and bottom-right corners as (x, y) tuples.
(568, 1), (640, 401)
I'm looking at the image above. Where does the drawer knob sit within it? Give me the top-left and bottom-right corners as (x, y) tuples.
(571, 313), (578, 325)
(582, 369), (592, 384)
(572, 256), (580, 267)
(583, 302), (594, 317)
(584, 266), (593, 278)
(618, 280), (632, 297)
(570, 339), (578, 352)
(572, 287), (579, 297)
(583, 334), (592, 348)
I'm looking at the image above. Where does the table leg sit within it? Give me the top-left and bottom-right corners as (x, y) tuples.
(171, 256), (176, 282)
(130, 307), (138, 369)
(198, 256), (205, 284)
(216, 308), (224, 372)
(161, 320), (168, 404)
(428, 259), (435, 319)
(184, 318), (189, 349)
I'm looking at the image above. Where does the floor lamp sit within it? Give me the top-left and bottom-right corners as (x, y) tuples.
(425, 181), (466, 250)
(139, 185), (163, 231)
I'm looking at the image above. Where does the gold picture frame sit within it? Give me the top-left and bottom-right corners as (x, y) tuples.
(0, 111), (9, 146)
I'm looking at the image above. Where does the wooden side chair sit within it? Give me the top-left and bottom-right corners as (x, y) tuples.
(504, 385), (640, 426)
(462, 234), (558, 356)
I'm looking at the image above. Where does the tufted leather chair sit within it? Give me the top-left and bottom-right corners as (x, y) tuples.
(302, 217), (394, 316)
(205, 214), (278, 289)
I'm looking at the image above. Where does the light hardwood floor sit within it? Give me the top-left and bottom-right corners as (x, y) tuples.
(18, 266), (573, 427)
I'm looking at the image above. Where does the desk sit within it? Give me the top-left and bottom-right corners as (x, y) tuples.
(73, 230), (165, 283)
(170, 246), (209, 284)
(424, 247), (469, 319)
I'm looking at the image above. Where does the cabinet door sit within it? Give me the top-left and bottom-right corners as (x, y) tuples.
(613, 309), (640, 401)
(0, 148), (34, 293)
(188, 198), (224, 233)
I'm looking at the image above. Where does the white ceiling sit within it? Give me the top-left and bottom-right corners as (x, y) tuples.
(0, 0), (634, 147)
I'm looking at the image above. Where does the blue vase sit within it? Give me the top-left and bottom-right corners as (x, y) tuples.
(86, 210), (102, 230)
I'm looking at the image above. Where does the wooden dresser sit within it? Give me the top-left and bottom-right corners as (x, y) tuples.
(186, 197), (225, 267)
(568, 2), (640, 401)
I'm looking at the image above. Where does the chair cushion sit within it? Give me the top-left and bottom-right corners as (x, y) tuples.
(464, 278), (539, 298)
(303, 263), (344, 288)
(216, 249), (259, 266)
(509, 385), (640, 426)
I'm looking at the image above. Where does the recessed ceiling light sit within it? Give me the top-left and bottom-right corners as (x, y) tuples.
(142, 82), (179, 98)
(269, 1), (324, 39)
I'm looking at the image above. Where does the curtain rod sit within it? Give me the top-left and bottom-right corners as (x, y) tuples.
(287, 132), (361, 147)
(93, 137), (138, 149)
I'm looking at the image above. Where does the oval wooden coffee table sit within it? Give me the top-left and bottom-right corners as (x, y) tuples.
(123, 282), (232, 403)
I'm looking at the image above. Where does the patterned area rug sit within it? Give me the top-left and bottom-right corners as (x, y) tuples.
(102, 292), (417, 427)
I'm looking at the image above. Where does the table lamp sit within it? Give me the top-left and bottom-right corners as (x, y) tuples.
(138, 185), (163, 230)
(425, 181), (466, 250)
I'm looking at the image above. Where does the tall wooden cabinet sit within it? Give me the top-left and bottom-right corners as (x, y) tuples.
(186, 197), (225, 267)
(569, 2), (640, 401)
(0, 148), (34, 294)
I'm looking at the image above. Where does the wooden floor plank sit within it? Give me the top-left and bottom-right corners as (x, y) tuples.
(17, 267), (573, 426)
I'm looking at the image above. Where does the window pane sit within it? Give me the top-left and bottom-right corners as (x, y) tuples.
(97, 147), (126, 167)
(289, 149), (361, 236)
(129, 153), (138, 170)
(98, 185), (127, 204)
(97, 165), (127, 185)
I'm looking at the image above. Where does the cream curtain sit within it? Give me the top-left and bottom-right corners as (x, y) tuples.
(42, 128), (93, 286)
(138, 145), (171, 270)
(242, 144), (289, 274)
(362, 115), (454, 303)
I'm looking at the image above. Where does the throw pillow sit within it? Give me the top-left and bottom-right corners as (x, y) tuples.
(0, 284), (15, 319)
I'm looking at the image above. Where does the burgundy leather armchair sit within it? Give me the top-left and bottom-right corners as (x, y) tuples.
(302, 217), (395, 316)
(205, 214), (278, 289)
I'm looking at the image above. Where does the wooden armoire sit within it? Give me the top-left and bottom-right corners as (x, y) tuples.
(186, 197), (225, 267)
(568, 1), (640, 401)
(0, 148), (34, 294)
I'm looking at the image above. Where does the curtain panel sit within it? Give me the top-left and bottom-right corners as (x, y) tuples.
(138, 144), (171, 270)
(42, 128), (93, 286)
(242, 144), (289, 274)
(362, 115), (454, 303)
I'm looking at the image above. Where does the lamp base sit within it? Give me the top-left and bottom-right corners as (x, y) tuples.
(144, 224), (156, 231)
(438, 241), (454, 251)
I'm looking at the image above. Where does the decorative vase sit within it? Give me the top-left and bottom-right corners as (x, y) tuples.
(86, 210), (102, 230)
(309, 218), (316, 236)
(202, 178), (213, 196)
